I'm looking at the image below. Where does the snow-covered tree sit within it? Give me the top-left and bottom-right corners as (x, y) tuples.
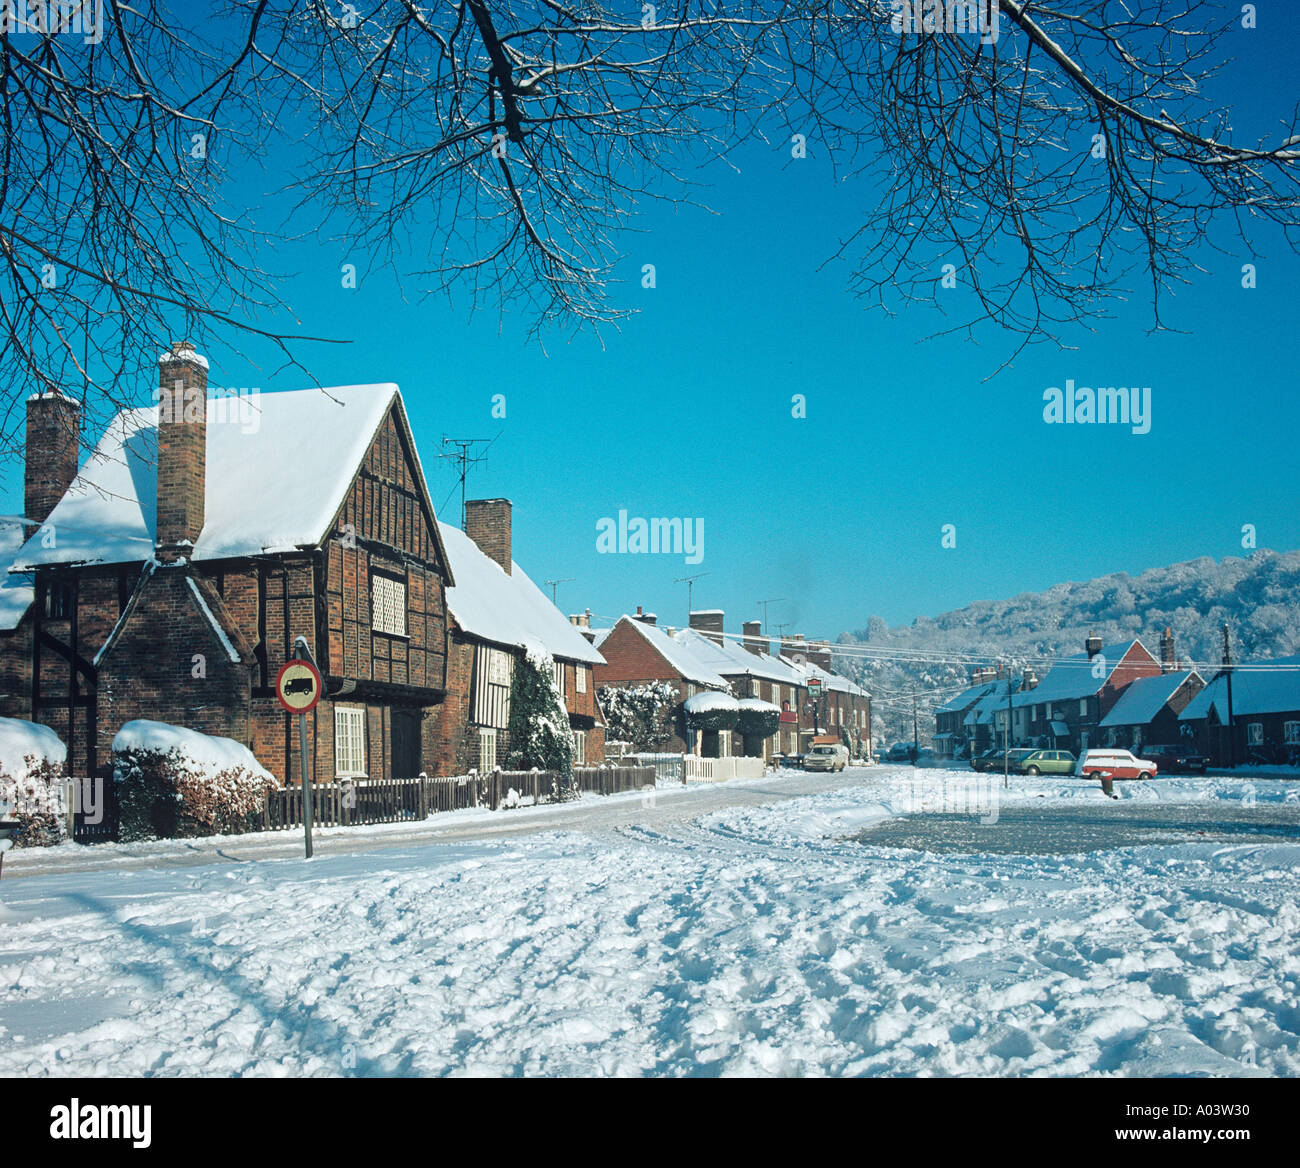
(599, 682), (680, 752)
(506, 641), (575, 799)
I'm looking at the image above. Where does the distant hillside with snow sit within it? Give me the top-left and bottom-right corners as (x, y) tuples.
(835, 549), (1300, 749)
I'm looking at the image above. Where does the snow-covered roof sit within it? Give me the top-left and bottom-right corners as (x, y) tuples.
(9, 384), (449, 572)
(439, 524), (604, 666)
(672, 627), (803, 686)
(608, 616), (730, 689)
(0, 519), (33, 631)
(1012, 641), (1150, 708)
(1100, 670), (1201, 728)
(1180, 656), (1300, 721)
(936, 681), (997, 715)
(963, 680), (1020, 726)
(779, 655), (869, 697)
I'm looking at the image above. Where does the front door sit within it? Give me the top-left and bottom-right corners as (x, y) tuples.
(391, 709), (421, 778)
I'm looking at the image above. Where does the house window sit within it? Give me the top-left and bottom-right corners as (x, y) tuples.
(576, 665), (587, 694)
(574, 730), (586, 765)
(371, 574), (406, 637)
(1247, 723), (1264, 746)
(335, 707), (367, 778)
(1080, 699), (1088, 716)
(479, 727), (497, 772)
(474, 646), (513, 728)
(552, 660), (565, 698)
(1284, 722), (1300, 745)
(43, 578), (73, 620)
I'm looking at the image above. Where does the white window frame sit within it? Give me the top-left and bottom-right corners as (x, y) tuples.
(371, 573), (407, 637)
(1285, 721), (1300, 745)
(576, 664), (588, 694)
(1247, 722), (1264, 746)
(1080, 698), (1089, 716)
(335, 706), (368, 778)
(574, 730), (586, 765)
(479, 727), (498, 772)
(552, 660), (566, 700)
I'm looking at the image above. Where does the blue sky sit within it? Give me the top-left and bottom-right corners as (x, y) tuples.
(4, 8), (1297, 641)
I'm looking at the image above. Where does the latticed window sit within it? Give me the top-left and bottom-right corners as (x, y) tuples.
(371, 574), (406, 637)
(1284, 722), (1299, 745)
(335, 707), (367, 777)
(552, 660), (565, 699)
(479, 727), (497, 772)
(576, 665), (587, 694)
(574, 730), (586, 765)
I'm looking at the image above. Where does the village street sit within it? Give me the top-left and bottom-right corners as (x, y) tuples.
(2, 768), (1297, 1077)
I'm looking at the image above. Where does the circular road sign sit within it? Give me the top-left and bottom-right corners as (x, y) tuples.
(275, 659), (323, 714)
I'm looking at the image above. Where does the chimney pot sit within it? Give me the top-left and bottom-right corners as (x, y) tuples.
(1085, 635), (1103, 658)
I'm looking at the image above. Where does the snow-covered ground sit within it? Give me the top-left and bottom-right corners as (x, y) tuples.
(1, 767), (1297, 1077)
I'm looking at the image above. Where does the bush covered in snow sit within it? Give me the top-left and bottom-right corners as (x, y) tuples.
(112, 720), (277, 841)
(506, 641), (575, 799)
(599, 681), (680, 751)
(0, 718), (68, 847)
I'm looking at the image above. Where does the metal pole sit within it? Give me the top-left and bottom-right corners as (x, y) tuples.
(1223, 624), (1235, 769)
(299, 711), (313, 859)
(1004, 672), (1012, 789)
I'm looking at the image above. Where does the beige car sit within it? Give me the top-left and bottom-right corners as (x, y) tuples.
(804, 744), (849, 772)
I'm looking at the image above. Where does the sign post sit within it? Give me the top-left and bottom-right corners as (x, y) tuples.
(275, 651), (323, 859)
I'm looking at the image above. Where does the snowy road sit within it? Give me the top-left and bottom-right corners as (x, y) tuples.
(2, 768), (1298, 1077)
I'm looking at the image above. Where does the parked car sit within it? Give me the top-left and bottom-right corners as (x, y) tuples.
(970, 747), (1003, 772)
(974, 747), (1036, 773)
(1142, 744), (1207, 774)
(1079, 749), (1159, 781)
(886, 743), (917, 764)
(1016, 749), (1077, 776)
(805, 743), (849, 772)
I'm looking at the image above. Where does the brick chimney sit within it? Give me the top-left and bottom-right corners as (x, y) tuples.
(569, 610), (591, 630)
(1085, 634), (1103, 658)
(1160, 626), (1176, 672)
(155, 341), (208, 560)
(742, 620), (768, 657)
(633, 605), (657, 626)
(806, 639), (833, 671)
(1022, 667), (1038, 692)
(689, 609), (724, 646)
(25, 391), (81, 528)
(464, 498), (512, 575)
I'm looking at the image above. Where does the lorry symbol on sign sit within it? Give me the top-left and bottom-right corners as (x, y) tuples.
(283, 677), (315, 696)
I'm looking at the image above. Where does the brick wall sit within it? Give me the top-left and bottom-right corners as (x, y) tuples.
(97, 566), (254, 768)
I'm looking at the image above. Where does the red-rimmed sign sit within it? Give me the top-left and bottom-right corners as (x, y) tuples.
(275, 659), (323, 714)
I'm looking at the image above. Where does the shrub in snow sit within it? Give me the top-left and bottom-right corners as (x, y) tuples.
(683, 690), (739, 733)
(598, 681), (679, 751)
(736, 698), (780, 758)
(506, 641), (575, 799)
(112, 720), (277, 841)
(0, 718), (68, 847)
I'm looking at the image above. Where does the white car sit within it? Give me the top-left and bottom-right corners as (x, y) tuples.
(1080, 749), (1159, 781)
(804, 744), (848, 772)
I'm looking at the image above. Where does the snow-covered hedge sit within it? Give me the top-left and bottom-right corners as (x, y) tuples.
(0, 718), (68, 848)
(112, 720), (278, 841)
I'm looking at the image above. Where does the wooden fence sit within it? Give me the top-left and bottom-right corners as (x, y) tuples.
(573, 765), (656, 796)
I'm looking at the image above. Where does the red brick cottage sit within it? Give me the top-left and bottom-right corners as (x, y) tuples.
(431, 499), (607, 775)
(1, 343), (453, 785)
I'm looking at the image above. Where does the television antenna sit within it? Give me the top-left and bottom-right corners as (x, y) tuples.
(545, 578), (575, 605)
(756, 597), (787, 633)
(674, 572), (710, 613)
(437, 436), (491, 525)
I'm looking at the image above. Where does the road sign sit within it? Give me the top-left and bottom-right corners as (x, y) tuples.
(275, 659), (322, 714)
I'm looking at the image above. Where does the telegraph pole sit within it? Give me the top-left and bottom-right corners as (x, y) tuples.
(1222, 623), (1236, 768)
